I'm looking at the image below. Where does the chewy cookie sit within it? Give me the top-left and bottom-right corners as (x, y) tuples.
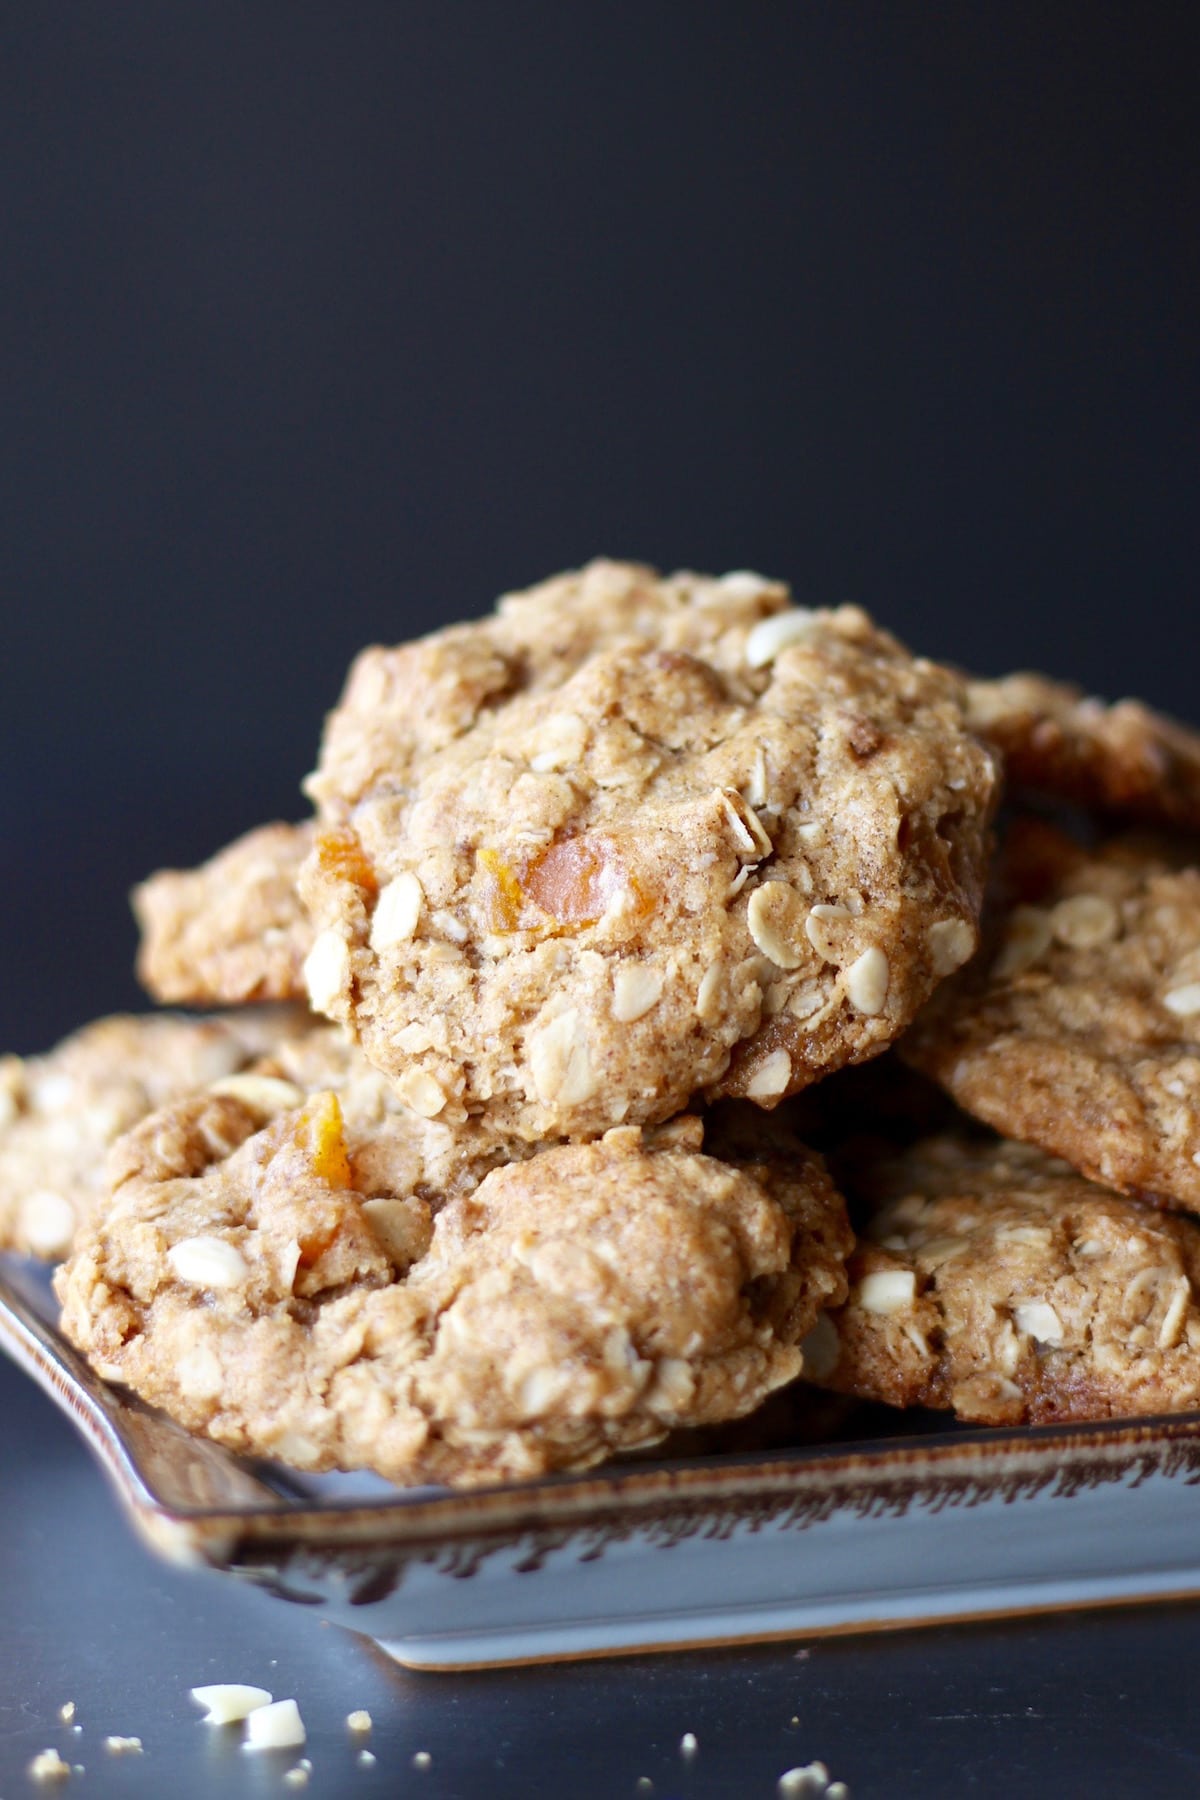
(133, 821), (315, 1005)
(300, 563), (998, 1140)
(0, 1011), (305, 1259)
(903, 819), (1200, 1211)
(808, 1132), (1200, 1425)
(967, 671), (1200, 830)
(56, 1103), (851, 1487)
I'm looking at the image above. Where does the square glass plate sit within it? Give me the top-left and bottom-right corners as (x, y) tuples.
(6, 1253), (1200, 1669)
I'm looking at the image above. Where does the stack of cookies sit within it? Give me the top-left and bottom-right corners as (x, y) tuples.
(7, 561), (1200, 1486)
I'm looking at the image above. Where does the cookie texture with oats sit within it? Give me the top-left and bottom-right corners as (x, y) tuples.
(133, 821), (315, 1005)
(966, 671), (1200, 830)
(0, 1010), (307, 1259)
(56, 1105), (851, 1487)
(808, 1132), (1200, 1425)
(299, 560), (999, 1142)
(903, 819), (1200, 1212)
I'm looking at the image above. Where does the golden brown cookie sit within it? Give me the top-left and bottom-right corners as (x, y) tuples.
(0, 1010), (307, 1259)
(56, 1103), (851, 1488)
(133, 821), (314, 1005)
(967, 671), (1200, 830)
(300, 561), (998, 1141)
(808, 1132), (1200, 1425)
(903, 820), (1200, 1211)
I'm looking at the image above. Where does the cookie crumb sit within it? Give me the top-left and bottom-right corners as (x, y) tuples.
(243, 1698), (306, 1751)
(679, 1731), (699, 1756)
(412, 1749), (433, 1769)
(28, 1747), (72, 1782)
(58, 1702), (76, 1725)
(359, 1749), (377, 1767)
(284, 1769), (309, 1789)
(778, 1763), (850, 1798)
(636, 1781), (654, 1794)
(103, 1735), (143, 1755)
(346, 1709), (372, 1733)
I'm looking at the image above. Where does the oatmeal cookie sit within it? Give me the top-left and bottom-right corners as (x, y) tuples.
(0, 1010), (306, 1259)
(809, 1132), (1200, 1424)
(56, 1104), (851, 1487)
(300, 562), (998, 1140)
(903, 820), (1200, 1211)
(967, 672), (1200, 830)
(133, 821), (314, 1005)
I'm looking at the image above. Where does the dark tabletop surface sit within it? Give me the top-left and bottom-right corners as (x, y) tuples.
(5, 1347), (1200, 1800)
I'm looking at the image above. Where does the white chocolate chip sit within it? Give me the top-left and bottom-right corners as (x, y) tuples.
(1164, 983), (1200, 1017)
(363, 1197), (432, 1269)
(745, 1048), (793, 1100)
(1013, 1300), (1064, 1345)
(612, 964), (664, 1023)
(719, 569), (776, 600)
(209, 1074), (305, 1117)
(190, 1684), (273, 1724)
(517, 1366), (573, 1417)
(804, 903), (852, 963)
(844, 946), (890, 1016)
(745, 609), (817, 668)
(993, 905), (1053, 979)
(994, 1224), (1053, 1248)
(679, 1732), (699, 1756)
(798, 1312), (840, 1380)
(528, 710), (588, 772)
(243, 1699), (306, 1752)
(18, 1190), (76, 1258)
(58, 1704), (76, 1726)
(370, 872), (424, 949)
(168, 1236), (249, 1290)
(786, 980), (832, 1022)
(646, 1356), (697, 1409)
(302, 928), (351, 1017)
(747, 883), (809, 970)
(528, 1010), (598, 1108)
(432, 908), (470, 944)
(858, 1269), (916, 1314)
(926, 917), (976, 976)
(412, 1751), (433, 1769)
(394, 1068), (448, 1119)
(284, 1771), (309, 1790)
(1051, 893), (1121, 950)
(103, 1738), (142, 1756)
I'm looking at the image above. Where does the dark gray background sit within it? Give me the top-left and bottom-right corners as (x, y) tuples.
(2, 1), (1197, 1052)
(2, 6), (1199, 1793)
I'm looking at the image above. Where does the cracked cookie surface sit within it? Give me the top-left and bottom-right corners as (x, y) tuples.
(903, 820), (1200, 1211)
(0, 1010), (306, 1259)
(56, 1105), (851, 1487)
(133, 821), (315, 1005)
(967, 671), (1200, 830)
(809, 1132), (1200, 1424)
(300, 560), (998, 1141)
